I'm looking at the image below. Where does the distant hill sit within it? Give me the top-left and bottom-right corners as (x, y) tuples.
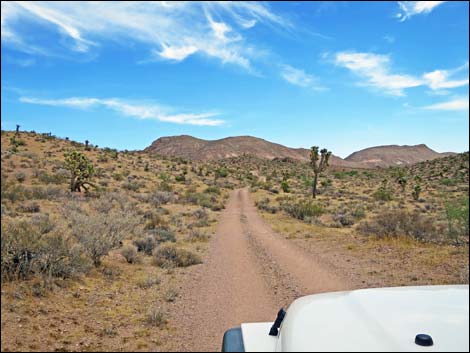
(144, 135), (455, 168)
(144, 135), (364, 168)
(344, 144), (456, 168)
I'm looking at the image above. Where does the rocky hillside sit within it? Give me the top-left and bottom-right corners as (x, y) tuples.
(144, 135), (365, 168)
(345, 144), (455, 168)
(144, 136), (454, 168)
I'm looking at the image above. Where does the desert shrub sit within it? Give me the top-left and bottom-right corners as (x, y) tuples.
(63, 197), (140, 266)
(204, 186), (220, 195)
(16, 202), (40, 213)
(149, 191), (174, 206)
(445, 197), (469, 244)
(15, 172), (26, 183)
(187, 229), (210, 242)
(357, 209), (437, 242)
(144, 213), (169, 230)
(215, 168), (228, 178)
(146, 307), (167, 327)
(373, 186), (393, 201)
(281, 180), (290, 193)
(440, 178), (458, 186)
(133, 235), (157, 255)
(149, 228), (176, 243)
(120, 245), (139, 264)
(112, 173), (124, 181)
(1, 219), (89, 281)
(122, 180), (141, 192)
(333, 211), (355, 226)
(255, 198), (278, 214)
(164, 288), (178, 302)
(153, 244), (202, 268)
(351, 206), (366, 219)
(2, 183), (28, 202)
(137, 276), (161, 289)
(192, 208), (209, 227)
(38, 171), (67, 184)
(282, 200), (324, 220)
(30, 185), (65, 200)
(183, 191), (213, 208)
(175, 174), (186, 182)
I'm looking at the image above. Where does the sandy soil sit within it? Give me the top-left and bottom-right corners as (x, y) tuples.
(167, 188), (351, 352)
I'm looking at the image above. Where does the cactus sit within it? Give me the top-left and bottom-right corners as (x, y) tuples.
(310, 146), (332, 198)
(64, 151), (96, 192)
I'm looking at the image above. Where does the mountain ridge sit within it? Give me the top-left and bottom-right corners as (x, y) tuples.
(143, 135), (455, 168)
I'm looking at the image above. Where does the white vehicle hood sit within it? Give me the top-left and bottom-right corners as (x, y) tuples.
(241, 285), (469, 352)
(278, 285), (469, 352)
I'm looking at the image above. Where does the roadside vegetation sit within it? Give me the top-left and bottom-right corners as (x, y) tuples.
(1, 130), (228, 351)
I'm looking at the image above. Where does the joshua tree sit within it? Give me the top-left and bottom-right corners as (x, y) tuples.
(412, 184), (421, 201)
(310, 146), (332, 198)
(64, 151), (96, 192)
(15, 124), (20, 134)
(85, 140), (90, 150)
(396, 170), (407, 193)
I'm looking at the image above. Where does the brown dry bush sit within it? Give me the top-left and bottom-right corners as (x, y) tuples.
(63, 194), (140, 266)
(120, 245), (139, 264)
(153, 244), (202, 268)
(1, 218), (90, 281)
(357, 209), (438, 242)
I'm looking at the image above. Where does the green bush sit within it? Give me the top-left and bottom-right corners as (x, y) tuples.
(373, 187), (393, 201)
(282, 200), (324, 220)
(440, 178), (458, 186)
(445, 197), (469, 244)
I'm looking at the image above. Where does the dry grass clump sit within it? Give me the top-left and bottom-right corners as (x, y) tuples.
(120, 245), (139, 264)
(153, 244), (202, 268)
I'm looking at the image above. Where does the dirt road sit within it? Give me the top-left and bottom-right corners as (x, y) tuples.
(169, 188), (350, 351)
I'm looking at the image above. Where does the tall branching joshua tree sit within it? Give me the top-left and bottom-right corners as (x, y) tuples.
(310, 146), (332, 198)
(64, 151), (96, 192)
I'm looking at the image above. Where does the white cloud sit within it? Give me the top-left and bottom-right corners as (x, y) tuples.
(19, 96), (224, 126)
(158, 45), (199, 61)
(334, 52), (423, 96)
(397, 1), (446, 21)
(422, 62), (469, 90)
(334, 52), (468, 96)
(1, 2), (286, 71)
(280, 64), (326, 91)
(423, 97), (469, 111)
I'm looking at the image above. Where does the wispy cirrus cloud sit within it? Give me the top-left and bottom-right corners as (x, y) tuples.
(280, 64), (326, 91)
(19, 96), (224, 126)
(423, 97), (469, 111)
(334, 52), (423, 96)
(396, 1), (446, 21)
(1, 1), (288, 71)
(334, 51), (468, 96)
(423, 62), (469, 90)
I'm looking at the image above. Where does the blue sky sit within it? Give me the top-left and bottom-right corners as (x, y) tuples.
(1, 1), (468, 157)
